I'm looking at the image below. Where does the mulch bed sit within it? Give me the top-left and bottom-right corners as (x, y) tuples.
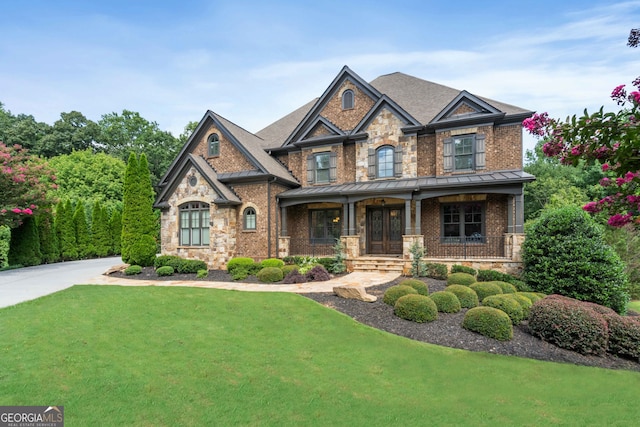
(108, 268), (640, 372)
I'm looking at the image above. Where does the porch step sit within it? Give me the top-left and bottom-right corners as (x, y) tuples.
(351, 257), (405, 273)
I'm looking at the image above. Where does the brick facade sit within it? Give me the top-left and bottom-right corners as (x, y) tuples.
(319, 80), (375, 131)
(192, 123), (256, 173)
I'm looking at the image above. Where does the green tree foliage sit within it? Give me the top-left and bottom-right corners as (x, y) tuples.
(37, 207), (59, 264)
(605, 225), (640, 299)
(8, 216), (42, 266)
(98, 110), (182, 187)
(121, 153), (157, 265)
(35, 111), (100, 157)
(0, 103), (50, 151)
(73, 202), (93, 259)
(48, 150), (125, 211)
(92, 201), (110, 257)
(177, 120), (199, 145)
(109, 209), (122, 255)
(59, 200), (78, 261)
(522, 206), (629, 314)
(0, 225), (10, 269)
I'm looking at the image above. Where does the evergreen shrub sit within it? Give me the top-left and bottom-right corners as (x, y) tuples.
(463, 307), (513, 341)
(508, 293), (533, 319)
(305, 265), (331, 282)
(517, 292), (545, 304)
(196, 269), (208, 279)
(487, 281), (517, 294)
(383, 285), (418, 306)
(125, 265), (143, 275)
(261, 258), (285, 268)
(127, 235), (157, 267)
(156, 266), (174, 276)
(451, 265), (477, 276)
(445, 285), (479, 308)
(177, 259), (208, 274)
(603, 314), (640, 361)
(8, 216), (42, 267)
(482, 294), (524, 325)
(227, 257), (255, 274)
(231, 268), (249, 281)
(446, 272), (476, 286)
(394, 294), (438, 323)
(0, 226), (9, 269)
(429, 291), (461, 313)
(469, 282), (503, 301)
(257, 267), (284, 283)
(281, 265), (299, 276)
(398, 278), (429, 296)
(154, 255), (183, 269)
(477, 269), (531, 292)
(424, 263), (448, 280)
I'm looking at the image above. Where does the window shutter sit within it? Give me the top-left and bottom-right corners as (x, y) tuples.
(329, 151), (337, 182)
(394, 144), (403, 177)
(307, 154), (315, 184)
(443, 137), (453, 172)
(475, 134), (486, 170)
(368, 148), (376, 179)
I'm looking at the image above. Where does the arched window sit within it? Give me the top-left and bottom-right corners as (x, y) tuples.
(376, 146), (394, 178)
(208, 133), (220, 157)
(341, 90), (354, 110)
(179, 202), (210, 246)
(243, 207), (256, 230)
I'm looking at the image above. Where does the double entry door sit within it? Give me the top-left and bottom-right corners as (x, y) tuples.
(366, 206), (404, 254)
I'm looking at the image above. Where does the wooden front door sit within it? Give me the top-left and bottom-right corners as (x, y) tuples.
(367, 206), (404, 254)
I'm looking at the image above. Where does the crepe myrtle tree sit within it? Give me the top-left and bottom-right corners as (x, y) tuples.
(523, 29), (640, 228)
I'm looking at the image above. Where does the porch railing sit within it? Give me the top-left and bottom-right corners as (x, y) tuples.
(289, 238), (335, 257)
(424, 235), (506, 259)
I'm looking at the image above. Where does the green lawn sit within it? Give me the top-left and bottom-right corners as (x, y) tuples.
(1, 286), (639, 426)
(629, 300), (640, 313)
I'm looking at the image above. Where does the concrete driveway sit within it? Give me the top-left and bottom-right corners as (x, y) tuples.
(0, 257), (121, 309)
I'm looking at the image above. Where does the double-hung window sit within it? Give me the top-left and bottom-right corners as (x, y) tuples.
(179, 202), (210, 246)
(441, 203), (484, 243)
(443, 134), (485, 172)
(243, 207), (256, 230)
(208, 134), (220, 157)
(368, 145), (403, 179)
(310, 209), (342, 243)
(307, 151), (337, 184)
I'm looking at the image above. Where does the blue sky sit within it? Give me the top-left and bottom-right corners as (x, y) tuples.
(1, 0), (639, 154)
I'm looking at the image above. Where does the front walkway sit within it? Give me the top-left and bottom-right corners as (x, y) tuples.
(87, 271), (400, 293)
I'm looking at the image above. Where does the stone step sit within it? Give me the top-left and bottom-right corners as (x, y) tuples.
(351, 258), (405, 273)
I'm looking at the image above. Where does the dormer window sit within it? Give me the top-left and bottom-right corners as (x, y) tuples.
(207, 133), (220, 157)
(341, 90), (354, 110)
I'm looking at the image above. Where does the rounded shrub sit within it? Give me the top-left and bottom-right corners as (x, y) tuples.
(196, 269), (208, 279)
(482, 294), (524, 325)
(429, 291), (461, 313)
(425, 263), (448, 280)
(305, 265), (331, 282)
(487, 281), (517, 294)
(178, 259), (208, 274)
(394, 294), (438, 323)
(469, 282), (503, 301)
(517, 292), (545, 304)
(261, 258), (285, 269)
(508, 293), (533, 320)
(231, 268), (250, 281)
(528, 295), (609, 356)
(281, 264), (299, 276)
(522, 206), (630, 314)
(399, 278), (429, 296)
(283, 269), (307, 284)
(451, 265), (477, 276)
(445, 285), (479, 308)
(156, 265), (174, 276)
(154, 255), (182, 269)
(447, 272), (476, 286)
(127, 235), (157, 267)
(463, 306), (513, 341)
(256, 267), (284, 283)
(125, 265), (142, 275)
(227, 257), (255, 274)
(603, 314), (640, 361)
(383, 285), (418, 306)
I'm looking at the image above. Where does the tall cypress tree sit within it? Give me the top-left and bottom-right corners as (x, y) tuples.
(92, 201), (110, 257)
(8, 216), (42, 267)
(60, 199), (78, 260)
(54, 200), (65, 259)
(73, 202), (93, 259)
(109, 209), (122, 255)
(121, 153), (138, 263)
(37, 206), (59, 263)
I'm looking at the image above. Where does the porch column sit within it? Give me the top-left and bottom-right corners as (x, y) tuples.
(342, 203), (348, 235)
(348, 202), (356, 235)
(507, 195), (514, 233)
(405, 199), (412, 235)
(515, 193), (524, 233)
(280, 206), (288, 236)
(415, 199), (422, 234)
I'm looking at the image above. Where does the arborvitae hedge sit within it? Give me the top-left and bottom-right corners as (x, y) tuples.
(73, 202), (93, 259)
(59, 200), (78, 260)
(109, 209), (122, 255)
(37, 207), (59, 263)
(8, 216), (42, 267)
(92, 201), (110, 257)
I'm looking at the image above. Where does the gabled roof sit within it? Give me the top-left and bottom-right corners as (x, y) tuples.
(352, 94), (421, 134)
(157, 110), (299, 193)
(300, 116), (345, 141)
(154, 154), (241, 208)
(255, 98), (317, 148)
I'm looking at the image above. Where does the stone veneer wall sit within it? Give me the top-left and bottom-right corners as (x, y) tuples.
(160, 166), (237, 269)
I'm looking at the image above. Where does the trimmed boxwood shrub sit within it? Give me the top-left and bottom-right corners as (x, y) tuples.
(469, 282), (503, 301)
(447, 272), (476, 286)
(603, 314), (640, 361)
(178, 259), (208, 274)
(227, 257), (255, 274)
(196, 269), (208, 279)
(518, 292), (545, 304)
(445, 285), (479, 308)
(451, 265), (477, 276)
(261, 258), (285, 268)
(425, 263), (448, 280)
(231, 268), (249, 281)
(482, 294), (524, 325)
(283, 270), (307, 284)
(394, 294), (438, 323)
(429, 291), (461, 313)
(257, 267), (284, 283)
(508, 293), (533, 320)
(463, 306), (513, 341)
(305, 265), (331, 282)
(125, 265), (142, 275)
(477, 269), (531, 292)
(522, 206), (629, 314)
(154, 255), (182, 269)
(383, 285), (418, 306)
(486, 281), (517, 294)
(156, 266), (174, 276)
(317, 257), (335, 271)
(399, 279), (429, 296)
(528, 295), (609, 356)
(281, 265), (299, 276)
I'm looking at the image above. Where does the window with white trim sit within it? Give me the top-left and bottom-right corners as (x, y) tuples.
(443, 134), (485, 172)
(243, 207), (256, 230)
(179, 202), (210, 246)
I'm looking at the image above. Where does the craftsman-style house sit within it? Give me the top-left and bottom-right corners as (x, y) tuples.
(155, 66), (535, 274)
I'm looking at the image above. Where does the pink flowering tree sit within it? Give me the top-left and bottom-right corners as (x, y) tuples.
(0, 142), (57, 228)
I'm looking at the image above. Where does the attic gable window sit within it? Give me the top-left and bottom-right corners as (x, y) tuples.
(207, 133), (220, 157)
(342, 90), (354, 110)
(443, 134), (485, 173)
